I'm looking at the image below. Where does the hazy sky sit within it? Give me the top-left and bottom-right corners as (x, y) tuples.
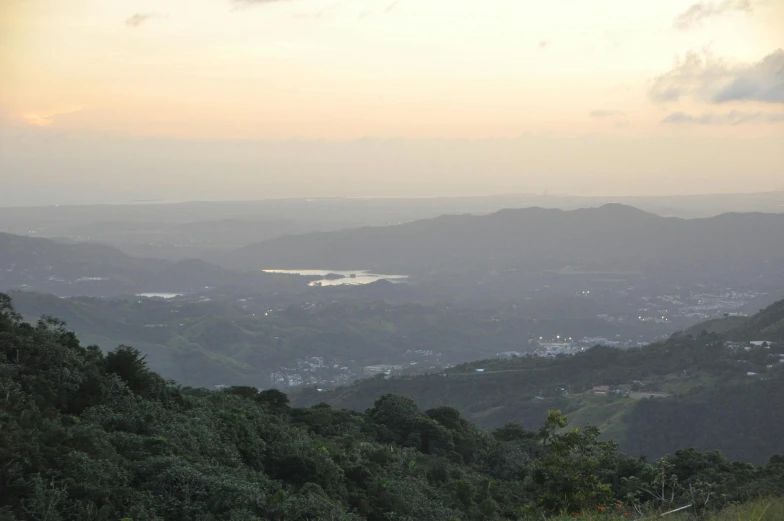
(1, 0), (783, 206)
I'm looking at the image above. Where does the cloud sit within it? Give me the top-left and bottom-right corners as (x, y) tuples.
(714, 51), (784, 103)
(231, 0), (292, 10)
(384, 0), (400, 12)
(360, 0), (400, 18)
(22, 106), (84, 127)
(649, 49), (784, 104)
(233, 0), (290, 4)
(661, 110), (784, 125)
(589, 110), (630, 127)
(590, 110), (625, 118)
(125, 13), (159, 28)
(294, 3), (341, 20)
(673, 0), (753, 30)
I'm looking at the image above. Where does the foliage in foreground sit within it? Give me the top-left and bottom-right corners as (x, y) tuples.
(1, 293), (784, 520)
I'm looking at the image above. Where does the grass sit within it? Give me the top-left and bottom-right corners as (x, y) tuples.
(565, 400), (633, 436)
(690, 498), (784, 521)
(552, 393), (636, 444)
(544, 498), (784, 521)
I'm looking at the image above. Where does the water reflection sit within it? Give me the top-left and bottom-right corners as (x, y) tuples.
(263, 269), (407, 286)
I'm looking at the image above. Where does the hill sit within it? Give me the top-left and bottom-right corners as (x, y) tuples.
(0, 230), (165, 274)
(216, 206), (784, 284)
(293, 299), (784, 464)
(725, 299), (784, 342)
(0, 232), (306, 297)
(1, 293), (784, 520)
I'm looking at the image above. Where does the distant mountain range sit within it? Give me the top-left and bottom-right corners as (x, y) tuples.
(215, 204), (784, 282)
(3, 192), (782, 263)
(6, 204), (784, 296)
(0, 232), (305, 297)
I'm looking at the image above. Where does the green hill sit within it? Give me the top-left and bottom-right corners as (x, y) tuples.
(682, 316), (748, 336)
(1, 292), (784, 521)
(725, 299), (784, 342)
(293, 299), (784, 464)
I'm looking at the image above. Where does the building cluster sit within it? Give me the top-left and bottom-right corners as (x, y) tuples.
(664, 290), (764, 320)
(533, 342), (580, 357)
(362, 364), (404, 377)
(593, 290), (764, 325)
(269, 356), (355, 387)
(725, 340), (778, 351)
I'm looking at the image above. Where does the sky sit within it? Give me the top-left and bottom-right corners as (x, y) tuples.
(1, 0), (783, 206)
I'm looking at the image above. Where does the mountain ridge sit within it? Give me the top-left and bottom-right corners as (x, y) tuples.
(214, 205), (784, 278)
(0, 231), (306, 297)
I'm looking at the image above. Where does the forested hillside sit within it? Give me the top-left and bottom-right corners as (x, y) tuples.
(2, 292), (784, 520)
(295, 299), (784, 464)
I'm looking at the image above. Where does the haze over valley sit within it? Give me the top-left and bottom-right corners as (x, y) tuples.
(2, 201), (783, 391)
(3, 0), (784, 519)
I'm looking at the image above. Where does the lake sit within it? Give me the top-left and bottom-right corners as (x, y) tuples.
(136, 292), (183, 299)
(263, 269), (408, 287)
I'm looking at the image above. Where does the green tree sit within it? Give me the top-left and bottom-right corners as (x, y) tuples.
(105, 345), (154, 395)
(531, 410), (615, 514)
